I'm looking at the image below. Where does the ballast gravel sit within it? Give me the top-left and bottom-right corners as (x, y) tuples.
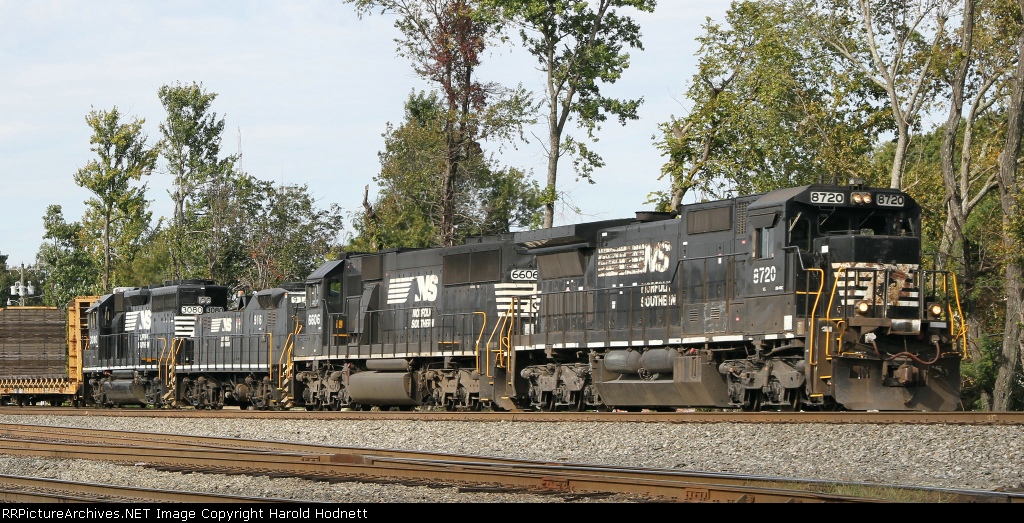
(0, 414), (1021, 502)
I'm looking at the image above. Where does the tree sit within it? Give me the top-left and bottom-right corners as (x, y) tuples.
(236, 181), (345, 292)
(800, 0), (959, 190)
(348, 0), (532, 246)
(993, 0), (1024, 411)
(654, 0), (884, 209)
(35, 205), (100, 307)
(489, 0), (654, 228)
(73, 107), (158, 292)
(350, 91), (541, 250)
(158, 81), (237, 279)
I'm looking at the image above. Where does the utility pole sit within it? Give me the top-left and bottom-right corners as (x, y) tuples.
(8, 263), (36, 306)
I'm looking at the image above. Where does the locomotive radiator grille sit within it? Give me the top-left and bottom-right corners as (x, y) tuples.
(830, 262), (920, 309)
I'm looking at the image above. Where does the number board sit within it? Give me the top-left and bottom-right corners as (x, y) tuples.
(875, 193), (906, 207)
(510, 268), (538, 281)
(809, 191), (845, 204)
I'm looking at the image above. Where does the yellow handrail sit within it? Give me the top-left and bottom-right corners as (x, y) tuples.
(945, 272), (970, 359)
(484, 299), (518, 378)
(822, 266), (847, 360)
(804, 268), (825, 368)
(278, 317), (303, 390)
(470, 312), (487, 374)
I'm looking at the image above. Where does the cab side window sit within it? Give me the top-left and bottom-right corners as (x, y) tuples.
(755, 227), (774, 259)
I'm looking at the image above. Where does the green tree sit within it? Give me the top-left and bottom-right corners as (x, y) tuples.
(35, 205), (101, 307)
(73, 107), (158, 292)
(351, 91), (540, 250)
(158, 81), (237, 279)
(654, 0), (884, 209)
(348, 0), (532, 246)
(236, 180), (345, 292)
(489, 0), (654, 228)
(799, 0), (959, 190)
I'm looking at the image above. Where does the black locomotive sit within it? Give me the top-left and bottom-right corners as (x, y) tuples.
(84, 281), (230, 407)
(512, 181), (965, 411)
(79, 181), (966, 411)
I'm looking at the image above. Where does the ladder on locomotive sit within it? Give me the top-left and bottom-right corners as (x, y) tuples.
(273, 317), (303, 408)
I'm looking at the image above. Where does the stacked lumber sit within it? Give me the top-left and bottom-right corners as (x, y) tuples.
(0, 307), (67, 380)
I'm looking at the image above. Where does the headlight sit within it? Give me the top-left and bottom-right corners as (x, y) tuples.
(928, 303), (943, 319)
(851, 191), (872, 204)
(856, 300), (871, 315)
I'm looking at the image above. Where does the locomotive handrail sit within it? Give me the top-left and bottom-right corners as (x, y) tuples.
(943, 271), (969, 359)
(822, 266), (854, 361)
(154, 337), (169, 393)
(469, 312), (486, 375)
(267, 332), (274, 391)
(278, 317), (303, 392)
(485, 299), (521, 378)
(805, 267), (825, 369)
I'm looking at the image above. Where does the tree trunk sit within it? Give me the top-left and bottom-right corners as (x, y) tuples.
(543, 106), (561, 229)
(889, 119), (910, 189)
(102, 210), (111, 293)
(937, 0), (973, 273)
(993, 1), (1024, 410)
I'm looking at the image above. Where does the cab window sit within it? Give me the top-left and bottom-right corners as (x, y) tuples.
(327, 278), (343, 307)
(755, 227), (774, 259)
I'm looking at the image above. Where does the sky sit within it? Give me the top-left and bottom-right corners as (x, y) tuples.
(0, 0), (732, 268)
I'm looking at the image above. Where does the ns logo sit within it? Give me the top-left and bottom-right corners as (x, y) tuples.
(387, 274), (439, 304)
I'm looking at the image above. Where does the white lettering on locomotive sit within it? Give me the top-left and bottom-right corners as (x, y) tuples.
(753, 265), (777, 284)
(410, 307), (434, 328)
(639, 281), (677, 308)
(387, 274), (439, 304)
(597, 241), (672, 277)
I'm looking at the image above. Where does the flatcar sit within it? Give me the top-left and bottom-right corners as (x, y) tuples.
(0, 299), (94, 406)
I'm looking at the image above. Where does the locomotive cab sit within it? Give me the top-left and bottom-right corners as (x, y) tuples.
(296, 257), (348, 357)
(787, 184), (965, 410)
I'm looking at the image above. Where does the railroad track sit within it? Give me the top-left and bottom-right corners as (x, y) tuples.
(0, 474), (300, 503)
(2, 406), (1023, 425)
(0, 423), (1019, 503)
